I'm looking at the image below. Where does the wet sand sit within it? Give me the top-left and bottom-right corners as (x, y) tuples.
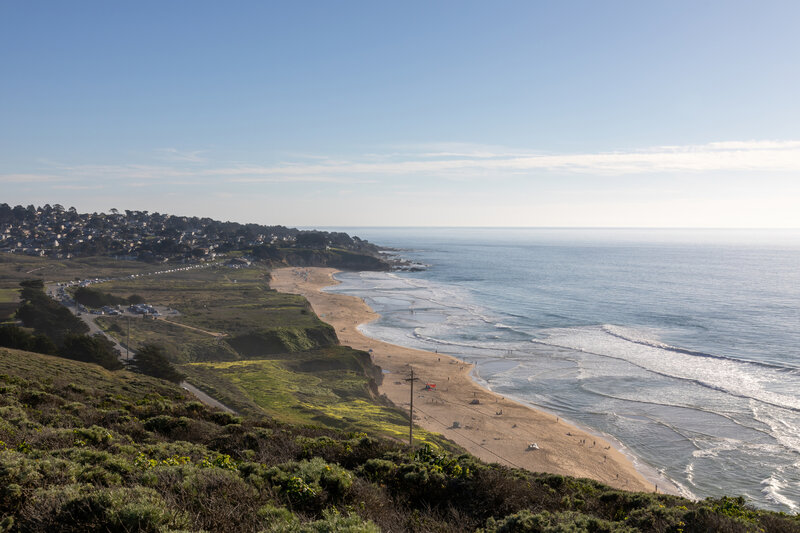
(271, 267), (654, 492)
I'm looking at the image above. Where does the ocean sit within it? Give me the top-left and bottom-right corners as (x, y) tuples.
(322, 227), (800, 512)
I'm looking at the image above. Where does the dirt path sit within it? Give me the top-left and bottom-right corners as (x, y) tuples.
(157, 318), (226, 338)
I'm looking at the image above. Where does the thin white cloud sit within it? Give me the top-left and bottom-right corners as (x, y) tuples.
(0, 173), (64, 183)
(156, 148), (207, 163)
(52, 184), (104, 190)
(226, 174), (377, 184)
(9, 140), (799, 190)
(210, 139), (800, 179)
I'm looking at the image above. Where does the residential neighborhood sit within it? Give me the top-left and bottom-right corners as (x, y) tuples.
(0, 203), (379, 263)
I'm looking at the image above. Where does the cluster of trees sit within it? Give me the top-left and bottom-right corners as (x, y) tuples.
(1, 280), (182, 381)
(73, 286), (145, 308)
(0, 324), (121, 371)
(15, 280), (88, 344)
(0, 202), (75, 223)
(2, 280), (122, 370)
(131, 343), (184, 383)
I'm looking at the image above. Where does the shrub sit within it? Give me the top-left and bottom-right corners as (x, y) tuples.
(208, 410), (241, 426)
(264, 457), (353, 510)
(481, 510), (638, 533)
(144, 415), (188, 434)
(153, 465), (260, 531)
(22, 485), (188, 533)
(72, 426), (114, 446)
(260, 507), (380, 533)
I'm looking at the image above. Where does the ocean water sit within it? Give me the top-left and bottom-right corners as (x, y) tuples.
(322, 228), (800, 512)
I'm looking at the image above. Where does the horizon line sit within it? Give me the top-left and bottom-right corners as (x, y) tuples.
(305, 226), (800, 231)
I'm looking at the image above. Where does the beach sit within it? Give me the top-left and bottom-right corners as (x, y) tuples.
(271, 266), (654, 493)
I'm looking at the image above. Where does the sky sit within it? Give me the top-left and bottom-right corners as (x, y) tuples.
(1, 1), (799, 228)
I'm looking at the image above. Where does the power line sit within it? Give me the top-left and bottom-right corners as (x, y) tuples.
(412, 403), (524, 470)
(404, 367), (420, 447)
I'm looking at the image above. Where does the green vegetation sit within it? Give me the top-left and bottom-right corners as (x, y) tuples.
(0, 288), (19, 304)
(1, 280), (121, 370)
(96, 315), (240, 364)
(73, 286), (145, 308)
(1, 348), (797, 532)
(15, 280), (88, 344)
(97, 265), (335, 352)
(129, 343), (184, 383)
(188, 347), (446, 445)
(0, 253), (154, 320)
(0, 253), (155, 290)
(58, 333), (123, 371)
(2, 257), (799, 530)
(91, 267), (435, 442)
(277, 248), (389, 271)
(0, 325), (57, 355)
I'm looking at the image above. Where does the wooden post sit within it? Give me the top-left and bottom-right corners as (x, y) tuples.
(405, 367), (419, 447)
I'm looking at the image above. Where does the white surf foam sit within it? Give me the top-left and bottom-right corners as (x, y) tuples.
(533, 325), (800, 413)
(761, 464), (799, 511)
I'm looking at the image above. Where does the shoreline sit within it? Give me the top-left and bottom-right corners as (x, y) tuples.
(465, 358), (685, 498)
(271, 266), (658, 493)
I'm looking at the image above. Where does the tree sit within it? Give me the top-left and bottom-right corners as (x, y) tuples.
(131, 343), (183, 383)
(0, 325), (36, 352)
(16, 280), (88, 344)
(59, 334), (123, 370)
(31, 334), (58, 355)
(12, 205), (27, 220)
(73, 286), (127, 308)
(252, 244), (284, 261)
(295, 231), (328, 249)
(0, 203), (12, 223)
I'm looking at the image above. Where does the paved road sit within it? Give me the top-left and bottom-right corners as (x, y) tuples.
(180, 381), (236, 414)
(44, 280), (238, 415)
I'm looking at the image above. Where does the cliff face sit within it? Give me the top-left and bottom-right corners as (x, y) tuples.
(280, 249), (390, 271)
(226, 323), (339, 357)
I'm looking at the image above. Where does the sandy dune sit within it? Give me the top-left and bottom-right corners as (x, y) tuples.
(271, 267), (654, 492)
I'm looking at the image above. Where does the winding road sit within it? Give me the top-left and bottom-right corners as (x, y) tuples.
(45, 276), (237, 415)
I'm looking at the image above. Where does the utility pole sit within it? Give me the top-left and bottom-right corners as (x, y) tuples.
(126, 316), (130, 360)
(404, 367), (419, 447)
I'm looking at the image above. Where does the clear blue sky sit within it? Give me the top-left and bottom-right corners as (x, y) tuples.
(2, 1), (799, 227)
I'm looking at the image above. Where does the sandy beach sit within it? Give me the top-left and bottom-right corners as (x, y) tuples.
(271, 267), (655, 493)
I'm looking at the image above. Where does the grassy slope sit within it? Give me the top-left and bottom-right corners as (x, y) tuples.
(93, 266), (445, 445)
(0, 254), (158, 321)
(187, 347), (445, 445)
(1, 347), (798, 532)
(96, 266), (321, 335)
(0, 254), (159, 290)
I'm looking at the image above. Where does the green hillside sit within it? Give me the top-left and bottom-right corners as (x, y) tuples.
(2, 259), (799, 531)
(2, 348), (798, 532)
